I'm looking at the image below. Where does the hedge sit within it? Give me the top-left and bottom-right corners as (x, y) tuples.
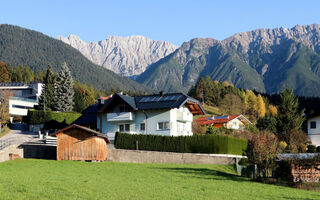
(115, 132), (248, 155)
(25, 109), (81, 125)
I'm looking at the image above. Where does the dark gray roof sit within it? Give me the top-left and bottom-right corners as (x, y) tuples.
(100, 92), (205, 114)
(0, 82), (26, 87)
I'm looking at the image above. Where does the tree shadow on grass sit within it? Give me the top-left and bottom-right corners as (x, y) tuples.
(157, 167), (249, 182)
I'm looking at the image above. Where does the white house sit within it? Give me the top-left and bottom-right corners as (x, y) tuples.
(307, 116), (320, 146)
(96, 93), (205, 141)
(0, 82), (43, 121)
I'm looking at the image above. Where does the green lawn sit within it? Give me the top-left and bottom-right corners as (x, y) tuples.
(0, 159), (318, 200)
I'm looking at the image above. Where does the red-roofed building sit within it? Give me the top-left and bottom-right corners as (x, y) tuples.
(195, 114), (251, 130)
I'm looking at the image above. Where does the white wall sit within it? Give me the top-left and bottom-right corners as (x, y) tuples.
(99, 106), (194, 140)
(9, 98), (38, 116)
(308, 116), (320, 146)
(226, 118), (245, 130)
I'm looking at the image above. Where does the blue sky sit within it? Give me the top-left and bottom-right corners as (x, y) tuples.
(1, 0), (320, 46)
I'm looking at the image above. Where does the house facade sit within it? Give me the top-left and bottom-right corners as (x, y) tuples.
(307, 116), (320, 146)
(96, 93), (205, 140)
(195, 115), (251, 130)
(0, 82), (43, 121)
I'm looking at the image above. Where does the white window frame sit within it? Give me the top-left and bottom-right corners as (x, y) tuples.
(140, 123), (145, 131)
(158, 121), (170, 130)
(310, 121), (317, 129)
(119, 123), (130, 132)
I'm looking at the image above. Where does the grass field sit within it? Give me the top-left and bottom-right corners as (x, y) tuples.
(0, 159), (318, 200)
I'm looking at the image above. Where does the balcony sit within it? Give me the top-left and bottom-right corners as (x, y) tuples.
(176, 112), (192, 122)
(107, 112), (134, 122)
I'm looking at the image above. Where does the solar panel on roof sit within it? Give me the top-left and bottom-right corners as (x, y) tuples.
(214, 116), (228, 119)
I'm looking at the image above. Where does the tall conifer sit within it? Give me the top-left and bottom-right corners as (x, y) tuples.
(54, 63), (74, 112)
(38, 65), (56, 110)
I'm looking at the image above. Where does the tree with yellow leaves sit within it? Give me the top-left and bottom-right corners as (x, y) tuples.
(268, 105), (278, 116)
(256, 94), (266, 118)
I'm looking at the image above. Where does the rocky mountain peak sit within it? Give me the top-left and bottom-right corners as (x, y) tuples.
(57, 35), (178, 76)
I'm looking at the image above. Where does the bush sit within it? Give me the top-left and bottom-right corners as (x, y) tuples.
(307, 145), (316, 153)
(115, 132), (248, 155)
(25, 109), (81, 125)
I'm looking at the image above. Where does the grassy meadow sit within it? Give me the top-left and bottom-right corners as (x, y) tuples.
(0, 159), (318, 200)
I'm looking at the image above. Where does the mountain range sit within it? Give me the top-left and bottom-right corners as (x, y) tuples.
(0, 24), (151, 93)
(137, 24), (320, 97)
(1, 24), (320, 97)
(57, 34), (177, 77)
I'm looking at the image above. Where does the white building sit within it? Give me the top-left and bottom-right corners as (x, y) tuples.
(0, 82), (43, 121)
(96, 93), (205, 141)
(307, 116), (320, 146)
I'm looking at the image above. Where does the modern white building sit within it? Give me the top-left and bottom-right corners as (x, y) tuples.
(307, 116), (320, 146)
(0, 82), (43, 121)
(96, 93), (205, 141)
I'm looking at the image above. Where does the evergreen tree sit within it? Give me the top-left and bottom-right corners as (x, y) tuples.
(54, 63), (74, 112)
(276, 89), (305, 140)
(38, 66), (56, 110)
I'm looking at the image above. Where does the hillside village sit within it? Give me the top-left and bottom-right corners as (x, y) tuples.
(1, 59), (320, 188)
(1, 17), (320, 198)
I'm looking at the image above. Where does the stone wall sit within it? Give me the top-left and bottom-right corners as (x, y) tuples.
(107, 149), (244, 165)
(0, 144), (24, 162)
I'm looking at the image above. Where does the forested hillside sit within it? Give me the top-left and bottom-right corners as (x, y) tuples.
(0, 24), (152, 93)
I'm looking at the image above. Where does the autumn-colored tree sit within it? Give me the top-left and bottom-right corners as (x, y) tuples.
(0, 91), (10, 133)
(268, 105), (278, 116)
(244, 90), (258, 118)
(246, 131), (280, 177)
(0, 62), (10, 82)
(256, 94), (266, 118)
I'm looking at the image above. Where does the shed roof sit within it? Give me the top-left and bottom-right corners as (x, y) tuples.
(52, 124), (110, 144)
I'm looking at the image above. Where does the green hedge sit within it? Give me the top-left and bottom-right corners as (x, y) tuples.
(115, 132), (248, 155)
(25, 109), (81, 125)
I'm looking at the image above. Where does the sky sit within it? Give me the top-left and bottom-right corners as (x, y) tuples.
(1, 0), (320, 46)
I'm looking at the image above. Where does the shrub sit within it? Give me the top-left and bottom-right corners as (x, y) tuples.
(25, 109), (81, 125)
(246, 131), (279, 177)
(115, 132), (248, 155)
(307, 145), (316, 153)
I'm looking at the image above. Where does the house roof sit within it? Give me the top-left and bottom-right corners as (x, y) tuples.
(52, 124), (110, 144)
(195, 114), (251, 125)
(99, 92), (205, 115)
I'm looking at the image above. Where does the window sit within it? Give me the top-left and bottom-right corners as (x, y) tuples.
(119, 124), (130, 132)
(119, 105), (130, 112)
(119, 124), (124, 132)
(125, 124), (130, 131)
(158, 122), (169, 130)
(311, 121), (317, 129)
(140, 123), (145, 131)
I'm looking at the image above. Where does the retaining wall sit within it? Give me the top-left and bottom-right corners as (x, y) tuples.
(0, 144), (24, 162)
(107, 149), (245, 165)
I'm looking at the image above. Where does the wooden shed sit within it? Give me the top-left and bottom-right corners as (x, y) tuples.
(53, 124), (110, 161)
